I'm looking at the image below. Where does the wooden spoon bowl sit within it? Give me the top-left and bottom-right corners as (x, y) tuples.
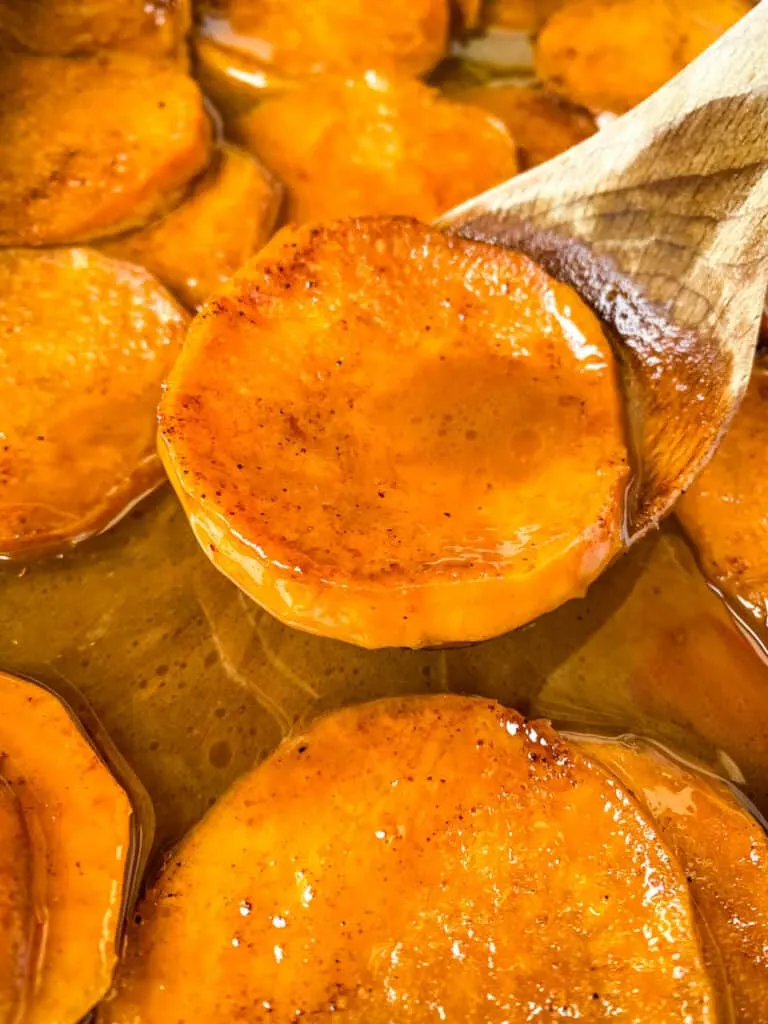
(439, 2), (768, 540)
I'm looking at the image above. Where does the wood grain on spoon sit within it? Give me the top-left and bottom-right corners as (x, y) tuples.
(439, 2), (768, 539)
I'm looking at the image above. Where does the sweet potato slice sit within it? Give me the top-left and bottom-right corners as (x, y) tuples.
(104, 695), (715, 1023)
(0, 0), (191, 57)
(159, 217), (629, 648)
(451, 83), (595, 168)
(0, 671), (137, 1024)
(677, 363), (768, 629)
(0, 780), (35, 1024)
(0, 248), (188, 559)
(98, 144), (281, 311)
(216, 0), (448, 78)
(235, 75), (518, 224)
(535, 0), (751, 114)
(0, 53), (211, 246)
(581, 738), (768, 1023)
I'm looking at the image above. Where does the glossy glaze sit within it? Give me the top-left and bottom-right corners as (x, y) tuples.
(159, 217), (628, 647)
(98, 143), (281, 311)
(0, 52), (210, 245)
(677, 361), (768, 636)
(0, 248), (187, 558)
(103, 696), (715, 1023)
(234, 74), (518, 224)
(0, 672), (145, 1024)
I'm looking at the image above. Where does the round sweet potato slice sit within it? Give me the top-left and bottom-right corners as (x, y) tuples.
(0, 248), (188, 559)
(0, 53), (211, 246)
(0, 671), (137, 1024)
(98, 144), (281, 311)
(450, 83), (595, 168)
(159, 216), (629, 648)
(103, 696), (715, 1022)
(235, 75), (518, 224)
(535, 0), (751, 114)
(582, 738), (768, 1023)
(211, 0), (448, 79)
(0, 0), (191, 57)
(677, 362), (768, 629)
(0, 780), (35, 1024)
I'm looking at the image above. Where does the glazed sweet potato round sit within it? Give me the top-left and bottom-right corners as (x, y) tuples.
(0, 671), (139, 1024)
(0, 779), (35, 1024)
(677, 362), (768, 628)
(0, 53), (211, 246)
(159, 217), (629, 648)
(535, 0), (752, 114)
(103, 696), (715, 1022)
(0, 0), (191, 57)
(218, 0), (448, 78)
(235, 74), (518, 224)
(0, 248), (188, 559)
(98, 144), (281, 311)
(450, 83), (595, 169)
(583, 739), (768, 1023)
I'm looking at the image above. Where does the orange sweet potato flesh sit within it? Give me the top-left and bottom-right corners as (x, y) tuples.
(0, 53), (211, 246)
(0, 671), (135, 1024)
(0, 0), (191, 57)
(104, 695), (715, 1022)
(452, 83), (595, 169)
(224, 0), (449, 78)
(235, 75), (518, 224)
(98, 144), (280, 311)
(0, 780), (34, 1024)
(159, 217), (629, 648)
(535, 0), (752, 114)
(582, 739), (768, 1023)
(0, 248), (188, 559)
(677, 363), (768, 628)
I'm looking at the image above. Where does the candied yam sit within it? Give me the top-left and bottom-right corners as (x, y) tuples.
(582, 739), (768, 1023)
(159, 217), (628, 648)
(98, 144), (281, 311)
(104, 696), (715, 1023)
(677, 364), (768, 628)
(0, 54), (211, 246)
(0, 672), (136, 1024)
(220, 0), (448, 78)
(0, 0), (191, 57)
(235, 75), (518, 224)
(451, 83), (595, 168)
(0, 248), (188, 559)
(535, 0), (751, 114)
(0, 780), (34, 1024)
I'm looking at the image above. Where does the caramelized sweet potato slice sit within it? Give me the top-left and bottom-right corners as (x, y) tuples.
(0, 53), (211, 246)
(220, 0), (448, 78)
(677, 363), (768, 628)
(0, 780), (34, 1024)
(98, 144), (281, 310)
(235, 75), (518, 224)
(104, 696), (715, 1022)
(582, 739), (768, 1023)
(0, 248), (188, 559)
(159, 217), (629, 648)
(0, 671), (136, 1024)
(535, 0), (751, 114)
(0, 0), (191, 57)
(451, 83), (595, 168)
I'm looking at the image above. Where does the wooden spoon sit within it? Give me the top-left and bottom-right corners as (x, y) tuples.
(438, 2), (768, 540)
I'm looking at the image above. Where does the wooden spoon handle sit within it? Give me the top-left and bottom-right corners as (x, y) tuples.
(440, 3), (768, 539)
